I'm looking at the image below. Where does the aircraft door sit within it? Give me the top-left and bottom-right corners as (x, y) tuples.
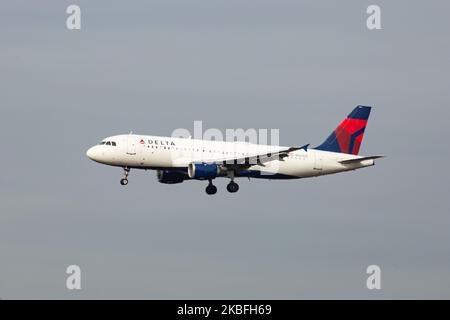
(127, 135), (137, 155)
(314, 151), (322, 170)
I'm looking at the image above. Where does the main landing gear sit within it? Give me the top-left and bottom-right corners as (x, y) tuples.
(226, 170), (239, 193)
(120, 167), (130, 186)
(205, 179), (217, 195)
(226, 181), (239, 193)
(204, 174), (240, 195)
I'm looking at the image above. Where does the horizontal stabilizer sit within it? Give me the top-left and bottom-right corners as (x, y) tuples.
(339, 155), (384, 164)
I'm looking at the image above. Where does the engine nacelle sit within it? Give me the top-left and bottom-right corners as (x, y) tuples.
(188, 162), (219, 180)
(156, 170), (186, 184)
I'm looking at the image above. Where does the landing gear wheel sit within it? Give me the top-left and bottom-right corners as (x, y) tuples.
(205, 184), (217, 195)
(227, 181), (239, 193)
(120, 167), (130, 186)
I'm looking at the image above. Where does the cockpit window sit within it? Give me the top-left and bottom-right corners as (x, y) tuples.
(98, 140), (117, 146)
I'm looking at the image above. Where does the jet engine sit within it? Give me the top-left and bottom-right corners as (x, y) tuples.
(187, 162), (219, 180)
(156, 170), (186, 184)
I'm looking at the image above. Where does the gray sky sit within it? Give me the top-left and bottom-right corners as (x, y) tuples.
(0, 0), (449, 299)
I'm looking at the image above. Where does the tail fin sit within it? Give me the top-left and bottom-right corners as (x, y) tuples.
(316, 105), (371, 155)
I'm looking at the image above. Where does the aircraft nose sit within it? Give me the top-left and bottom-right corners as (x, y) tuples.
(86, 146), (98, 161)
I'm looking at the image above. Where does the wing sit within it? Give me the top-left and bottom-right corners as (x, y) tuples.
(213, 144), (310, 168)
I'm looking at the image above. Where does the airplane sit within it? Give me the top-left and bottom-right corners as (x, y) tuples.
(86, 105), (383, 194)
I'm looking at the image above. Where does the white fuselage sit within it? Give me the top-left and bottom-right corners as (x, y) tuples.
(86, 134), (375, 180)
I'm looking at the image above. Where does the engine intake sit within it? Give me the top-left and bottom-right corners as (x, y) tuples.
(188, 162), (219, 180)
(157, 170), (186, 184)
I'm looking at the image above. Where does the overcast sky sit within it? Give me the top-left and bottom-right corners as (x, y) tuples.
(0, 0), (449, 299)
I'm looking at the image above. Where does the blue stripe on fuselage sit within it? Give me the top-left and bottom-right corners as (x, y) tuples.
(135, 166), (298, 180)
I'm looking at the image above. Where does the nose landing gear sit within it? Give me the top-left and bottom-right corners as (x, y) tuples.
(120, 167), (130, 186)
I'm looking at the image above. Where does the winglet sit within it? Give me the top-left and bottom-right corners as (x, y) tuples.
(300, 144), (309, 152)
